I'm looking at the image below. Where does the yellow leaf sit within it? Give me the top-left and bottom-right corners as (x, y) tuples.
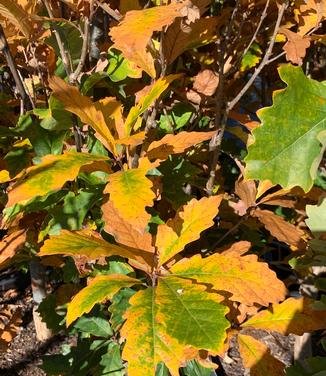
(0, 0), (32, 37)
(110, 3), (183, 77)
(49, 77), (116, 153)
(0, 170), (10, 183)
(238, 334), (285, 376)
(66, 274), (142, 326)
(146, 131), (215, 160)
(104, 158), (156, 232)
(170, 254), (287, 306)
(156, 196), (222, 266)
(116, 131), (146, 147)
(39, 229), (154, 267)
(94, 97), (125, 139)
(7, 152), (108, 208)
(124, 74), (181, 135)
(242, 297), (326, 335)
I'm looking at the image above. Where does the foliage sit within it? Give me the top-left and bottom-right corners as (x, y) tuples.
(0, 0), (325, 375)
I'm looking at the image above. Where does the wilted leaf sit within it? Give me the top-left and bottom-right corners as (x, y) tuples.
(245, 64), (326, 192)
(110, 3), (183, 77)
(242, 297), (326, 335)
(0, 306), (22, 352)
(146, 131), (215, 160)
(170, 254), (286, 306)
(280, 28), (311, 65)
(238, 334), (285, 376)
(104, 158), (156, 232)
(156, 196), (222, 266)
(253, 209), (304, 246)
(102, 200), (154, 252)
(7, 152), (108, 207)
(0, 0), (32, 37)
(0, 229), (26, 268)
(124, 74), (181, 135)
(121, 277), (229, 376)
(49, 77), (116, 153)
(163, 17), (221, 65)
(39, 229), (153, 266)
(66, 274), (141, 326)
(193, 69), (219, 96)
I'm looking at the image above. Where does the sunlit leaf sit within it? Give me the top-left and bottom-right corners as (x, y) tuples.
(156, 196), (222, 266)
(66, 274), (141, 326)
(0, 0), (32, 37)
(170, 254), (286, 306)
(7, 152), (108, 207)
(245, 64), (326, 192)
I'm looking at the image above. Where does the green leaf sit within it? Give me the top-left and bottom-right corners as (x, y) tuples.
(245, 64), (326, 192)
(286, 356), (326, 376)
(109, 287), (136, 331)
(74, 316), (113, 337)
(182, 360), (213, 376)
(107, 48), (141, 82)
(37, 294), (63, 333)
(240, 42), (262, 72)
(306, 198), (326, 237)
(159, 103), (195, 133)
(98, 342), (125, 376)
(66, 274), (142, 326)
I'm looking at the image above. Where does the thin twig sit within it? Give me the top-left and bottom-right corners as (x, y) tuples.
(227, 2), (287, 112)
(95, 0), (122, 21)
(0, 25), (33, 111)
(42, 0), (72, 77)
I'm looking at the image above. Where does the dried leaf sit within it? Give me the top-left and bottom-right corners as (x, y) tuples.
(0, 229), (26, 268)
(7, 152), (108, 208)
(170, 254), (287, 306)
(242, 297), (326, 335)
(156, 196), (223, 266)
(193, 69), (219, 96)
(110, 3), (183, 77)
(0, 306), (22, 352)
(49, 77), (116, 153)
(146, 131), (215, 160)
(238, 334), (285, 376)
(280, 28), (311, 65)
(219, 241), (251, 256)
(0, 0), (32, 37)
(253, 209), (304, 246)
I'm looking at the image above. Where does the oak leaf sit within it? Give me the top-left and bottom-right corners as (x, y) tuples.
(193, 69), (219, 96)
(280, 28), (311, 65)
(253, 209), (304, 247)
(66, 274), (142, 326)
(170, 254), (287, 306)
(124, 74), (181, 135)
(110, 3), (184, 77)
(156, 195), (222, 266)
(7, 152), (108, 208)
(104, 158), (156, 232)
(238, 334), (285, 376)
(146, 131), (215, 160)
(242, 297), (326, 335)
(39, 229), (153, 266)
(49, 77), (116, 153)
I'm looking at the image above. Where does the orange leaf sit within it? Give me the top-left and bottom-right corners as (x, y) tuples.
(170, 254), (287, 306)
(102, 199), (154, 253)
(253, 209), (304, 246)
(156, 195), (222, 266)
(0, 229), (26, 268)
(193, 69), (219, 96)
(238, 334), (285, 376)
(110, 3), (183, 77)
(49, 77), (116, 153)
(242, 297), (326, 335)
(280, 28), (311, 65)
(146, 131), (215, 160)
(219, 241), (251, 256)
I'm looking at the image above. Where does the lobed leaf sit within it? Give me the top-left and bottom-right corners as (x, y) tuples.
(242, 297), (326, 335)
(156, 195), (222, 266)
(6, 152), (108, 208)
(66, 274), (142, 326)
(245, 64), (326, 192)
(170, 254), (286, 306)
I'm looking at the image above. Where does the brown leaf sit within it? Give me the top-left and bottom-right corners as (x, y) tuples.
(193, 69), (219, 96)
(280, 28), (311, 65)
(219, 241), (251, 256)
(0, 306), (22, 352)
(235, 178), (257, 210)
(0, 229), (26, 268)
(253, 209), (304, 246)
